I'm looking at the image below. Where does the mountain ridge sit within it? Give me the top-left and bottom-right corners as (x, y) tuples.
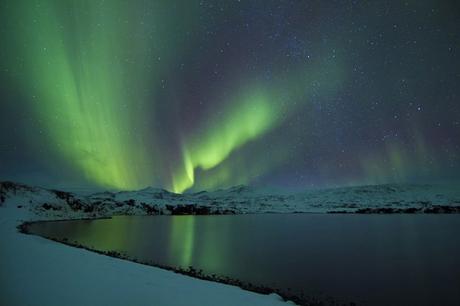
(1, 180), (460, 219)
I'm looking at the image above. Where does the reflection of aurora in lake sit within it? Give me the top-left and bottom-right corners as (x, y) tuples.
(28, 214), (460, 306)
(169, 217), (195, 267)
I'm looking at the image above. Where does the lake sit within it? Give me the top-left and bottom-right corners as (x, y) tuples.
(27, 214), (460, 306)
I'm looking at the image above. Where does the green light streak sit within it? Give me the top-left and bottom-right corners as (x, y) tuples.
(20, 0), (155, 189)
(171, 57), (345, 193)
(192, 139), (289, 191)
(7, 0), (346, 192)
(169, 216), (196, 268)
(360, 135), (436, 185)
(172, 87), (279, 193)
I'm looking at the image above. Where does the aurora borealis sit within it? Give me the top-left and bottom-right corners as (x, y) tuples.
(0, 0), (459, 192)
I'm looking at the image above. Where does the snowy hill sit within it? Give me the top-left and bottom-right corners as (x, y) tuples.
(1, 181), (460, 220)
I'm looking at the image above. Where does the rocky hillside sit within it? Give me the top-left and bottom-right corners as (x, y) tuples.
(1, 181), (460, 219)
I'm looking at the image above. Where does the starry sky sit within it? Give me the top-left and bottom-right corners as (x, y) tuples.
(0, 0), (459, 193)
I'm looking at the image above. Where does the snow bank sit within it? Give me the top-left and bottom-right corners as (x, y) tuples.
(1, 181), (459, 305)
(2, 181), (460, 218)
(0, 205), (294, 306)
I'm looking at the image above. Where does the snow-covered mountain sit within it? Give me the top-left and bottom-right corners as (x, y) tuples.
(1, 181), (460, 219)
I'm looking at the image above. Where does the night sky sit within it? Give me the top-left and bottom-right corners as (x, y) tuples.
(0, 0), (459, 192)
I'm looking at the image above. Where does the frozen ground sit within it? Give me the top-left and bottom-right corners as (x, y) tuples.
(1, 181), (459, 306)
(1, 181), (460, 219)
(0, 204), (292, 306)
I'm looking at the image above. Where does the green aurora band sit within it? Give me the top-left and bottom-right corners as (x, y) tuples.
(17, 0), (157, 190)
(172, 87), (279, 193)
(6, 0), (346, 192)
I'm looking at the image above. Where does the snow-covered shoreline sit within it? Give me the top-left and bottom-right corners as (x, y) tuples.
(2, 181), (460, 305)
(0, 205), (295, 306)
(19, 218), (307, 305)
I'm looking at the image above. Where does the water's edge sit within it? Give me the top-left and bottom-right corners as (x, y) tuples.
(18, 218), (357, 306)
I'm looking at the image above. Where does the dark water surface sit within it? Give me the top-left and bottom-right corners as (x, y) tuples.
(28, 214), (460, 306)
